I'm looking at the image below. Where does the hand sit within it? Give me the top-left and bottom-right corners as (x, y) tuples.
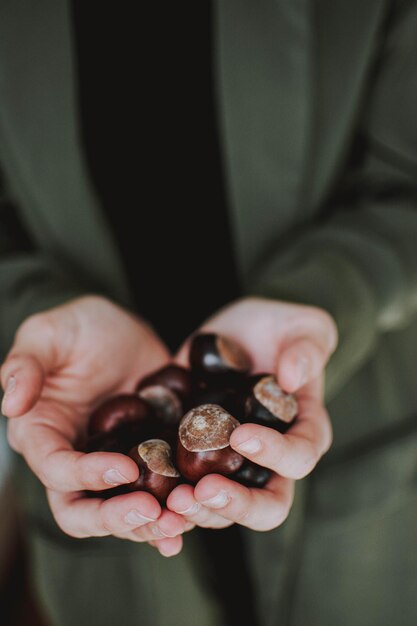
(167, 297), (337, 531)
(1, 295), (189, 556)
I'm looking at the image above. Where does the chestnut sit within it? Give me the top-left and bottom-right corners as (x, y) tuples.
(192, 385), (244, 421)
(244, 374), (298, 433)
(88, 394), (153, 437)
(176, 404), (244, 483)
(233, 461), (271, 489)
(127, 439), (180, 504)
(189, 333), (252, 382)
(84, 427), (127, 454)
(136, 364), (192, 403)
(137, 385), (182, 424)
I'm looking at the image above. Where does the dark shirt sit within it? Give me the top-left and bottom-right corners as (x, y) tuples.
(71, 4), (258, 625)
(72, 3), (239, 352)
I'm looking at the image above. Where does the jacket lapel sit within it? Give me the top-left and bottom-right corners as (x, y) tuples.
(214, 0), (313, 281)
(0, 0), (130, 303)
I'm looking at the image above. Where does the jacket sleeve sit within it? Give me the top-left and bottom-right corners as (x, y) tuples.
(0, 178), (88, 358)
(249, 0), (417, 399)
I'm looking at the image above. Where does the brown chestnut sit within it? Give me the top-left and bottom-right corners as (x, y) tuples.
(244, 375), (298, 433)
(137, 385), (182, 424)
(88, 394), (153, 437)
(176, 404), (244, 483)
(189, 333), (252, 381)
(233, 461), (271, 489)
(192, 385), (245, 421)
(84, 427), (129, 454)
(136, 365), (192, 403)
(127, 439), (180, 504)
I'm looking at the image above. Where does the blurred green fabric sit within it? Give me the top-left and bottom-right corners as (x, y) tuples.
(0, 1), (416, 624)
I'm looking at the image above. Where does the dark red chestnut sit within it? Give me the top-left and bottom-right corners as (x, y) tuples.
(189, 333), (252, 381)
(88, 394), (153, 437)
(244, 375), (298, 433)
(127, 439), (180, 504)
(136, 365), (192, 403)
(192, 385), (245, 421)
(137, 385), (182, 424)
(84, 427), (128, 454)
(176, 404), (244, 483)
(233, 461), (271, 489)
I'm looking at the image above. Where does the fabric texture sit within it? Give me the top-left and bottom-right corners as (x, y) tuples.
(0, 1), (416, 625)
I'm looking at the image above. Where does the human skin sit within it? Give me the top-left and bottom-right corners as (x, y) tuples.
(0, 296), (191, 557)
(1, 296), (337, 552)
(167, 297), (337, 532)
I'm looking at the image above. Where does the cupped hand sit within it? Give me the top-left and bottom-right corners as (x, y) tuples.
(1, 295), (189, 556)
(167, 297), (337, 532)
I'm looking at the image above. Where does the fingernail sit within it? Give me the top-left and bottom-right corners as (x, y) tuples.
(151, 525), (169, 538)
(237, 437), (261, 454)
(201, 490), (230, 508)
(297, 357), (308, 388)
(175, 502), (201, 515)
(1, 376), (16, 414)
(5, 376), (16, 396)
(124, 509), (157, 525)
(103, 469), (132, 486)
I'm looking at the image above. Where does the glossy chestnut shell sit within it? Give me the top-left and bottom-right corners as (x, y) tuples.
(192, 385), (245, 421)
(88, 394), (153, 437)
(233, 461), (271, 489)
(127, 439), (180, 504)
(189, 333), (252, 381)
(176, 404), (244, 483)
(136, 365), (192, 403)
(137, 385), (183, 424)
(244, 374), (298, 433)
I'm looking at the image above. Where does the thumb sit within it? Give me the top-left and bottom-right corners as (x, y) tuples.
(277, 336), (333, 394)
(1, 315), (57, 417)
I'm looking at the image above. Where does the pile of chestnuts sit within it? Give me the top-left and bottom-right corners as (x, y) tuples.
(82, 333), (298, 503)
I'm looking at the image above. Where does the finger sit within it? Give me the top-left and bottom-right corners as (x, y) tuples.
(167, 484), (233, 529)
(230, 393), (333, 479)
(277, 337), (333, 394)
(193, 474), (295, 531)
(1, 315), (59, 417)
(47, 490), (161, 538)
(116, 510), (187, 542)
(10, 416), (140, 491)
(145, 537), (184, 557)
(1, 354), (47, 417)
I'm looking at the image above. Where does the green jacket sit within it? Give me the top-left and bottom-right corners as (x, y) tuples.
(1, 1), (416, 625)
